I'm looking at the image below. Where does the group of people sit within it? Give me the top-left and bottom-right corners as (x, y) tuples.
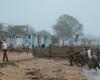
(68, 47), (100, 71)
(0, 40), (100, 71)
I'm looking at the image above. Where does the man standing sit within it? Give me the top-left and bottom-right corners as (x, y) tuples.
(80, 49), (87, 67)
(2, 40), (9, 62)
(87, 48), (92, 60)
(68, 52), (74, 66)
(89, 50), (100, 71)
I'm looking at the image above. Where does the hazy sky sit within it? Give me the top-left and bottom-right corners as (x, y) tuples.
(0, 0), (100, 36)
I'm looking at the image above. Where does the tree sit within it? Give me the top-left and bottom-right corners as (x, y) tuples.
(8, 25), (26, 35)
(36, 30), (51, 46)
(8, 25), (34, 35)
(26, 25), (35, 34)
(37, 30), (51, 37)
(53, 14), (83, 41)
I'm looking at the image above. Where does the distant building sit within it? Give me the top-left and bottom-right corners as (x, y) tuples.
(0, 23), (9, 32)
(0, 23), (52, 48)
(0, 23), (9, 40)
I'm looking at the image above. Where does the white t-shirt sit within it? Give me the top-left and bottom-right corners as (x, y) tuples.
(2, 42), (8, 49)
(87, 49), (92, 59)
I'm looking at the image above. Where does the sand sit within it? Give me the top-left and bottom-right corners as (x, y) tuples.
(0, 51), (87, 80)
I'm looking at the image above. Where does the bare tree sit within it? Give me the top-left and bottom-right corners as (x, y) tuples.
(8, 25), (34, 35)
(53, 14), (83, 41)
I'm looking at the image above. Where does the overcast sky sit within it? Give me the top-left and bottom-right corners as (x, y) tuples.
(0, 0), (100, 37)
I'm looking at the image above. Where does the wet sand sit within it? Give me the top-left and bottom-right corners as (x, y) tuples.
(0, 52), (87, 80)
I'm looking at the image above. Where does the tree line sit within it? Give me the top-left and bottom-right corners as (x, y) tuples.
(0, 14), (96, 46)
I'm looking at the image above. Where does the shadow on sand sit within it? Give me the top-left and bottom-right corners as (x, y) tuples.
(0, 62), (18, 68)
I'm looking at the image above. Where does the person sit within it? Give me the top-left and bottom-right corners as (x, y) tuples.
(87, 48), (92, 64)
(96, 52), (100, 64)
(24, 42), (29, 55)
(79, 49), (87, 67)
(0, 40), (2, 50)
(68, 52), (74, 66)
(88, 50), (100, 71)
(2, 40), (9, 62)
(22, 44), (25, 52)
(87, 48), (92, 59)
(74, 51), (80, 67)
(41, 44), (45, 48)
(0, 40), (2, 52)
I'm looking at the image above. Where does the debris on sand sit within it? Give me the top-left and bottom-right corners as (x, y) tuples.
(25, 68), (66, 80)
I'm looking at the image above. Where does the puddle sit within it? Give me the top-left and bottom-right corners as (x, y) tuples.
(82, 68), (100, 80)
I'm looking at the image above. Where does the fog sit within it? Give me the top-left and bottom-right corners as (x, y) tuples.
(0, 0), (100, 36)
